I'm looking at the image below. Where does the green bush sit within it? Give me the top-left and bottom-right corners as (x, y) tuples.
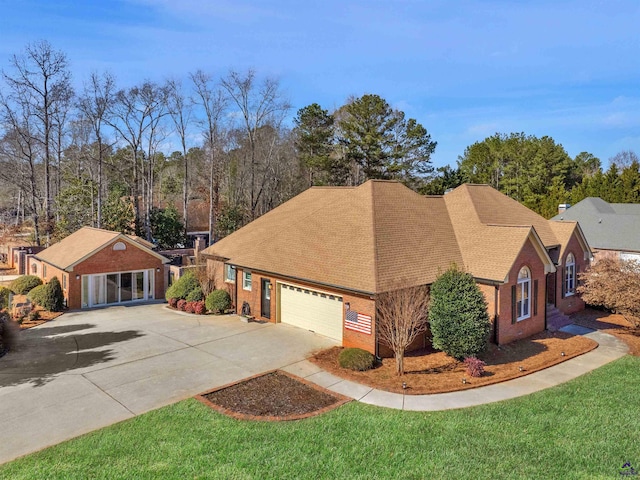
(429, 265), (491, 360)
(338, 348), (375, 371)
(44, 277), (64, 312)
(0, 286), (10, 310)
(28, 277), (64, 312)
(165, 271), (200, 301)
(0, 311), (18, 356)
(185, 287), (204, 302)
(10, 275), (43, 295)
(27, 284), (47, 306)
(205, 289), (231, 314)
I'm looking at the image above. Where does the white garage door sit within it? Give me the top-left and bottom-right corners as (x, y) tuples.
(279, 283), (343, 342)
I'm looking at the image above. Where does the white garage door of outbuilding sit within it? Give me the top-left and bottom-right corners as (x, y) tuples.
(279, 283), (343, 342)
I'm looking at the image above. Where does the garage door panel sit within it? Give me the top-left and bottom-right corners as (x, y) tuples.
(280, 284), (343, 342)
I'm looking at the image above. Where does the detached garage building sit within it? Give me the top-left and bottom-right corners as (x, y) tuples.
(202, 181), (590, 355)
(29, 227), (168, 309)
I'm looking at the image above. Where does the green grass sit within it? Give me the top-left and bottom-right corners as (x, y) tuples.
(3, 356), (640, 479)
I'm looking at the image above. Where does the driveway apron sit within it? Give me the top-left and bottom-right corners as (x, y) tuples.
(0, 304), (337, 464)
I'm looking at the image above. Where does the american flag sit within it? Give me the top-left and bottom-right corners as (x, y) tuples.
(345, 309), (372, 335)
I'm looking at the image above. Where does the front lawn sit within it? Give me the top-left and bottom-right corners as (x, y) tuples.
(2, 356), (639, 479)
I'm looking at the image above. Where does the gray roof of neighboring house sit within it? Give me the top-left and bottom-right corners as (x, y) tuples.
(551, 197), (640, 253)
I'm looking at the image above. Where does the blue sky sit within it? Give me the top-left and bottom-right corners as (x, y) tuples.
(1, 0), (638, 168)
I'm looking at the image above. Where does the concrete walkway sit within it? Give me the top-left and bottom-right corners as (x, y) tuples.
(284, 324), (629, 411)
(0, 306), (629, 465)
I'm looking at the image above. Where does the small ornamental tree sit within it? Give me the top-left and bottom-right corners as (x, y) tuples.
(377, 285), (430, 376)
(578, 257), (640, 327)
(429, 265), (490, 360)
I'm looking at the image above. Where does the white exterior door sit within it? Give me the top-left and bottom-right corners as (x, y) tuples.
(279, 283), (343, 342)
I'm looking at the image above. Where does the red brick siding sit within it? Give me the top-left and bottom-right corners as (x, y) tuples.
(477, 283), (499, 343)
(56, 240), (165, 309)
(555, 233), (588, 315)
(217, 265), (377, 353)
(496, 238), (546, 344)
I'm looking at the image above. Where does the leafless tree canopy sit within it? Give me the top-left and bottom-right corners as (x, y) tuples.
(578, 257), (640, 328)
(377, 285), (430, 375)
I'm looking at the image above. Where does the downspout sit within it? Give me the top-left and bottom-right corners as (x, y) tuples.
(494, 285), (499, 344)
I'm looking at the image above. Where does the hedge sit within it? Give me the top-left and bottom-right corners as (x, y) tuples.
(10, 275), (43, 295)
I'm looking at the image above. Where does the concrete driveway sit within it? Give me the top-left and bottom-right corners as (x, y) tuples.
(0, 303), (337, 464)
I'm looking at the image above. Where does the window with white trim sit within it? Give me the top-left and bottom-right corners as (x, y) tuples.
(225, 264), (236, 283)
(565, 253), (575, 296)
(242, 271), (252, 291)
(516, 267), (531, 321)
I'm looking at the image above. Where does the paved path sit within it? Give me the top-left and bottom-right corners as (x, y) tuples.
(286, 324), (629, 411)
(0, 304), (337, 464)
(0, 307), (629, 465)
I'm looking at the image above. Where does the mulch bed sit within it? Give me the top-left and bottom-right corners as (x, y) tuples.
(311, 330), (598, 395)
(197, 370), (350, 421)
(572, 308), (640, 356)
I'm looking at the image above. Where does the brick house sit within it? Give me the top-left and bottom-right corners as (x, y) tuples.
(28, 227), (168, 309)
(202, 181), (590, 355)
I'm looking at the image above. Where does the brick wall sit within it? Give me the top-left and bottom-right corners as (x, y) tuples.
(217, 264), (378, 353)
(59, 239), (165, 309)
(555, 232), (588, 315)
(496, 238), (546, 344)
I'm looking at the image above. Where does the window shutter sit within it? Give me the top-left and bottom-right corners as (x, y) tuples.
(576, 264), (581, 287)
(561, 268), (565, 299)
(511, 285), (517, 324)
(533, 279), (538, 316)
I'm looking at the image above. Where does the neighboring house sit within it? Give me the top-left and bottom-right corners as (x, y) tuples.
(552, 197), (640, 263)
(202, 181), (590, 356)
(28, 227), (169, 309)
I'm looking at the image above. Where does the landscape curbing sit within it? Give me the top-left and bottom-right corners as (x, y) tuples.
(299, 326), (629, 411)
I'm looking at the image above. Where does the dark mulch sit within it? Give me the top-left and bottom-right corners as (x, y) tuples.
(201, 371), (347, 419)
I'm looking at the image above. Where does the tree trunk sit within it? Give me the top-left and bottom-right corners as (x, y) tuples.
(395, 350), (404, 376)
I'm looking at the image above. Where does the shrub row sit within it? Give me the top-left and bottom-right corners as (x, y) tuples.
(26, 277), (64, 312)
(165, 271), (201, 302)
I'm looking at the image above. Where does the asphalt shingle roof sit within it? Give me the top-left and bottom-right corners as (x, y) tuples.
(551, 197), (640, 253)
(203, 181), (567, 293)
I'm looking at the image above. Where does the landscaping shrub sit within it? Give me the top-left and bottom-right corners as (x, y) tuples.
(176, 299), (187, 311)
(10, 275), (42, 295)
(184, 301), (195, 314)
(205, 289), (231, 314)
(27, 284), (47, 306)
(168, 297), (178, 308)
(0, 311), (18, 357)
(165, 271), (200, 301)
(193, 301), (206, 315)
(429, 265), (491, 360)
(185, 287), (204, 302)
(44, 276), (64, 312)
(464, 356), (486, 377)
(338, 348), (376, 371)
(0, 286), (11, 310)
(28, 309), (41, 321)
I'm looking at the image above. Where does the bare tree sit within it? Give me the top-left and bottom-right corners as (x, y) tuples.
(78, 71), (115, 228)
(0, 99), (43, 245)
(2, 40), (73, 240)
(220, 70), (290, 220)
(609, 150), (639, 170)
(107, 81), (167, 239)
(166, 78), (192, 242)
(377, 285), (430, 375)
(191, 70), (228, 243)
(578, 257), (640, 328)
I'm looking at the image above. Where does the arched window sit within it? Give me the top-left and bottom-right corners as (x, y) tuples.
(565, 253), (575, 296)
(517, 267), (531, 321)
(31, 263), (37, 274)
(113, 241), (126, 251)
